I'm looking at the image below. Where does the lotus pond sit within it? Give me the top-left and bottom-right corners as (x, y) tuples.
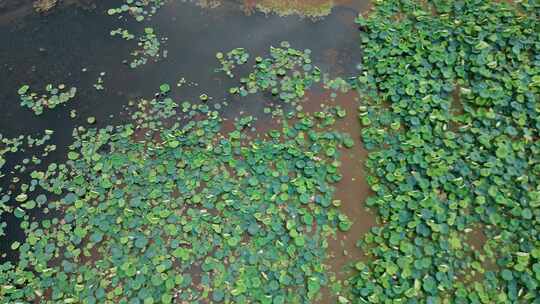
(1, 0), (539, 303)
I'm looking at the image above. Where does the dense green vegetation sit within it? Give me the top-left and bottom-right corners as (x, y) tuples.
(2, 0), (540, 303)
(1, 88), (356, 303)
(350, 0), (540, 302)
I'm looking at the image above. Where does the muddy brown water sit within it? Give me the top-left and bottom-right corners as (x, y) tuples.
(297, 87), (376, 303)
(0, 0), (375, 301)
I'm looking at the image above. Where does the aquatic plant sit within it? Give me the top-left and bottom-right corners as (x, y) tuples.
(17, 84), (77, 115)
(215, 48), (250, 78)
(349, 0), (540, 302)
(0, 130), (54, 179)
(110, 28), (135, 41)
(0, 85), (356, 302)
(0, 130), (55, 238)
(107, 0), (167, 22)
(107, 0), (167, 69)
(128, 27), (167, 68)
(217, 42), (321, 104)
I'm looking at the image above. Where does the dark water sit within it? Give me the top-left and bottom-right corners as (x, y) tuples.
(0, 1), (373, 299)
(0, 0), (365, 143)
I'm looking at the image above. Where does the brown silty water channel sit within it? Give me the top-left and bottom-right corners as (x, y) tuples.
(0, 0), (376, 301)
(297, 88), (376, 303)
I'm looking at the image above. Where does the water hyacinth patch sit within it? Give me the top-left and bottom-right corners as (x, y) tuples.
(17, 84), (77, 115)
(349, 0), (540, 302)
(0, 86), (357, 303)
